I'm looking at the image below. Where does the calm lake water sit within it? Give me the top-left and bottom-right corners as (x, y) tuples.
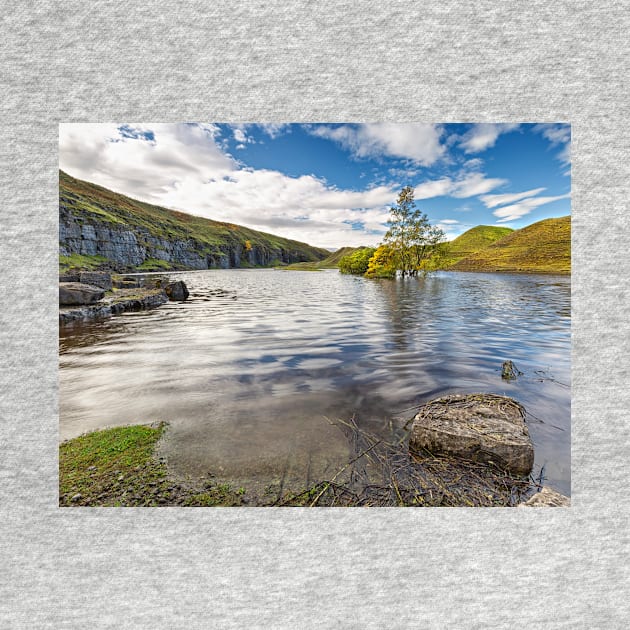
(59, 269), (571, 496)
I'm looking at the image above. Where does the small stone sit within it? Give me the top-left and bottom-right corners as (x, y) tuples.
(71, 493), (82, 502)
(518, 487), (571, 507)
(117, 475), (124, 481)
(87, 466), (96, 471)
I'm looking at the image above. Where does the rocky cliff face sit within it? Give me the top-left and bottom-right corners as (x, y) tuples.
(59, 195), (318, 271)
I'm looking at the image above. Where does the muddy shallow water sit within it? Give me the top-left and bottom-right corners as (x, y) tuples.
(60, 269), (571, 497)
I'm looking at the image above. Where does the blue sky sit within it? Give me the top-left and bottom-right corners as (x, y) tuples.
(59, 123), (570, 249)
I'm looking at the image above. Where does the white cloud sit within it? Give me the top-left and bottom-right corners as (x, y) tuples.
(257, 123), (291, 139)
(534, 123), (570, 145)
(59, 123), (397, 249)
(59, 123), (234, 200)
(463, 157), (484, 170)
(493, 193), (571, 222)
(233, 128), (249, 143)
(389, 167), (420, 180)
(414, 178), (452, 199)
(557, 142), (571, 166)
(533, 123), (571, 171)
(440, 219), (459, 224)
(451, 172), (507, 197)
(459, 123), (520, 153)
(480, 187), (547, 208)
(414, 173), (506, 200)
(309, 123), (446, 165)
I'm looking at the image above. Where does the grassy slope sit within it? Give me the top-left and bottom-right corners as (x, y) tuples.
(59, 170), (330, 269)
(449, 216), (571, 274)
(284, 246), (360, 270)
(441, 225), (514, 266)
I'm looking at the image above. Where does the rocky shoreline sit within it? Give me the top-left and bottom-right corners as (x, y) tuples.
(59, 271), (188, 326)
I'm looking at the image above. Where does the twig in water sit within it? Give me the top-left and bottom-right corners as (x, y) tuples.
(309, 439), (383, 507)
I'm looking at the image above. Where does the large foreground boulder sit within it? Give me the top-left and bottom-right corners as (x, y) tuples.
(59, 282), (105, 306)
(409, 393), (534, 476)
(518, 487), (570, 507)
(165, 280), (189, 301)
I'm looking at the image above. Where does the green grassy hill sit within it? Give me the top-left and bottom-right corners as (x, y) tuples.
(441, 225), (514, 267)
(284, 246), (360, 270)
(59, 171), (330, 272)
(448, 216), (571, 274)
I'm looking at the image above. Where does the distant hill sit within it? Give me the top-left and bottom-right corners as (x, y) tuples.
(441, 225), (514, 267)
(284, 247), (360, 270)
(59, 171), (330, 272)
(448, 216), (571, 274)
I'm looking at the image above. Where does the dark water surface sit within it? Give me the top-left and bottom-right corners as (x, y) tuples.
(59, 269), (571, 496)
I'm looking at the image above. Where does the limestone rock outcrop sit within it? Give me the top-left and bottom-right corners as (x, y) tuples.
(59, 196), (322, 272)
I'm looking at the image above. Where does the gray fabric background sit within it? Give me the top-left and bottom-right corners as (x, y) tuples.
(1, 1), (628, 627)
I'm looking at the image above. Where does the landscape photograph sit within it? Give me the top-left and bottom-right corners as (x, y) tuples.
(58, 122), (571, 507)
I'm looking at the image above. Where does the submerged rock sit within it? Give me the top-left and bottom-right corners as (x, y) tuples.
(518, 487), (570, 507)
(501, 360), (522, 381)
(165, 280), (189, 301)
(409, 393), (534, 476)
(59, 282), (105, 305)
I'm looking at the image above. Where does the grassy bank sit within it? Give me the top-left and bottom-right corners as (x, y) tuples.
(59, 424), (246, 507)
(283, 246), (359, 270)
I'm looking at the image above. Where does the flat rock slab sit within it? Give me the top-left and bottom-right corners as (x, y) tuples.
(59, 282), (105, 305)
(409, 393), (534, 476)
(518, 487), (570, 507)
(59, 288), (168, 325)
(79, 271), (112, 291)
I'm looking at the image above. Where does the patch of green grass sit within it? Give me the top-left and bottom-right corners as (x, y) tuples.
(285, 246), (360, 270)
(136, 257), (174, 271)
(59, 424), (246, 507)
(281, 265), (323, 271)
(59, 424), (167, 506)
(59, 253), (109, 272)
(182, 484), (242, 507)
(73, 199), (127, 225)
